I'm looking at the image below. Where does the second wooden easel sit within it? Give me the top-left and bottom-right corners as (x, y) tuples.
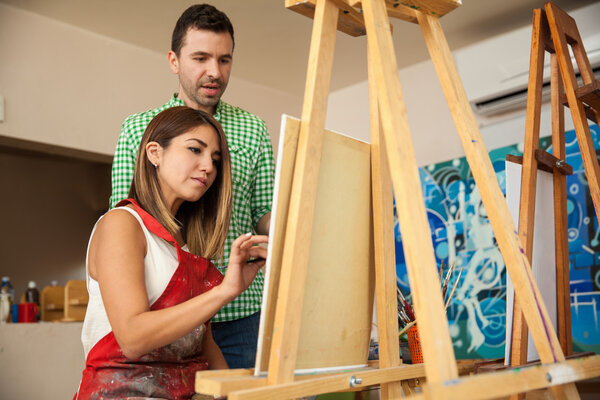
(196, 1), (600, 398)
(509, 2), (600, 398)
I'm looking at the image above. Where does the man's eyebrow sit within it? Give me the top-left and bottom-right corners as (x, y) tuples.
(189, 51), (232, 59)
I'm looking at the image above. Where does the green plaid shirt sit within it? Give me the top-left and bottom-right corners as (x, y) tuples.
(110, 94), (275, 322)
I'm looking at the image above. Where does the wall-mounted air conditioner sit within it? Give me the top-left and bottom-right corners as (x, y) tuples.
(454, 2), (600, 124)
(470, 60), (600, 118)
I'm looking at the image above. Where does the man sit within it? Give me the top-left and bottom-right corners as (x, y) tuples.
(109, 4), (275, 369)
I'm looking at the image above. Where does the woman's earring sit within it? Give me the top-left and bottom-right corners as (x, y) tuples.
(154, 163), (158, 168)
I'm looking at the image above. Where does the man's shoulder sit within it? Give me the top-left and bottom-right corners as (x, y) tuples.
(121, 97), (182, 133)
(219, 101), (266, 127)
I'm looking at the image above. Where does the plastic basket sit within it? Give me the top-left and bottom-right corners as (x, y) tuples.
(406, 324), (423, 364)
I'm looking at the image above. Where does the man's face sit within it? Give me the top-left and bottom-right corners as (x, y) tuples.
(169, 29), (233, 114)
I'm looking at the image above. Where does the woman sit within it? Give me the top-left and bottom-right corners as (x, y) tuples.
(75, 106), (267, 399)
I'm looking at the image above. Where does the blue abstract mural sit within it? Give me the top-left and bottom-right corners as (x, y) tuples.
(395, 124), (600, 359)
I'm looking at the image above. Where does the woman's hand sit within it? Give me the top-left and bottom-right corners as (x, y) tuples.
(220, 233), (268, 301)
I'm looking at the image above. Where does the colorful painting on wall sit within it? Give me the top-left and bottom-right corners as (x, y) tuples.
(395, 124), (600, 359)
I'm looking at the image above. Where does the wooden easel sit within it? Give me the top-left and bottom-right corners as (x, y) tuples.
(195, 1), (600, 398)
(508, 2), (600, 398)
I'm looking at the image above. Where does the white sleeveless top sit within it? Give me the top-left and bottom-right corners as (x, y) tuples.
(80, 206), (187, 358)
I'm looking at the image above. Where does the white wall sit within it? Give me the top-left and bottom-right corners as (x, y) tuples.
(0, 3), (301, 157)
(326, 59), (463, 167)
(326, 2), (599, 167)
(3, 2), (598, 168)
(0, 3), (172, 155)
(326, 53), (522, 167)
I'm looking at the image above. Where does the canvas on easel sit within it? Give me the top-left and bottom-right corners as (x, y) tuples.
(505, 159), (558, 363)
(255, 115), (375, 374)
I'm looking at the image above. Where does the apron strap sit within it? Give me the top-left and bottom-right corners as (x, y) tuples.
(116, 198), (179, 249)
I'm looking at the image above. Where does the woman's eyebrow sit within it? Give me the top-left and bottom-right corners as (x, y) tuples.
(186, 138), (221, 156)
(186, 138), (207, 147)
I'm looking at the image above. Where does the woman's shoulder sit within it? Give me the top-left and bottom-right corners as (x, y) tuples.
(94, 206), (146, 244)
(102, 205), (139, 224)
(87, 205), (148, 279)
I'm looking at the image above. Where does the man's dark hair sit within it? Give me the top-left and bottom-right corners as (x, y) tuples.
(171, 4), (235, 55)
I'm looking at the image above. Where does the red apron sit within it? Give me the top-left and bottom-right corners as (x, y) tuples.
(75, 199), (224, 400)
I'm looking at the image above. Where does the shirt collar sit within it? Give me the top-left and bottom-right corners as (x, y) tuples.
(171, 93), (185, 106)
(172, 93), (223, 121)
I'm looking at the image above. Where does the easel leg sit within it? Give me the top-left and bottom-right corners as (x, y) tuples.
(267, 0), (339, 385)
(417, 10), (580, 399)
(510, 8), (549, 381)
(551, 52), (572, 357)
(368, 41), (403, 399)
(362, 0), (458, 383)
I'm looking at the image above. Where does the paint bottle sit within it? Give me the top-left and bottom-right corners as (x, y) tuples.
(0, 276), (15, 323)
(25, 281), (40, 321)
(25, 281), (40, 305)
(11, 303), (19, 323)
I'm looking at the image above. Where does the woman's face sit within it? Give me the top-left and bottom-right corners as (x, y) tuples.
(153, 125), (221, 213)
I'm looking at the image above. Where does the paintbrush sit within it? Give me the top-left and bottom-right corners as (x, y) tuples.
(397, 298), (407, 322)
(398, 309), (411, 326)
(444, 265), (464, 310)
(441, 261), (455, 300)
(403, 300), (416, 322)
(396, 287), (406, 323)
(397, 287), (416, 322)
(396, 288), (409, 322)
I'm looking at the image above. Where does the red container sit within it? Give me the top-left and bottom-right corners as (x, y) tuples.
(407, 325), (423, 364)
(18, 302), (37, 323)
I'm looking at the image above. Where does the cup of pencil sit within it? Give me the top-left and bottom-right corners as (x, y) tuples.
(397, 261), (463, 364)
